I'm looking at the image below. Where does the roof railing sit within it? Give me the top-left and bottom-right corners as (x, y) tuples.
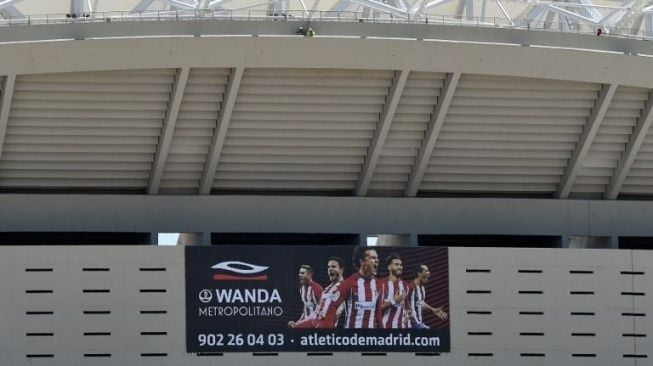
(0, 9), (651, 42)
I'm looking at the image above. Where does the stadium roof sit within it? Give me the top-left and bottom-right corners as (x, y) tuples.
(0, 9), (653, 199)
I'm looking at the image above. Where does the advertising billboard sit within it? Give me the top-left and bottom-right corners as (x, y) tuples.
(185, 245), (449, 353)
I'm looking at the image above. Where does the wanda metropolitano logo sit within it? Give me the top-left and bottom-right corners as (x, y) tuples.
(211, 261), (270, 281)
(197, 259), (283, 318)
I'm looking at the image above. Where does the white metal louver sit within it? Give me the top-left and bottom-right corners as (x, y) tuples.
(213, 68), (393, 193)
(159, 68), (229, 192)
(420, 74), (601, 195)
(0, 69), (175, 191)
(571, 86), (649, 195)
(369, 71), (446, 195)
(622, 99), (653, 196)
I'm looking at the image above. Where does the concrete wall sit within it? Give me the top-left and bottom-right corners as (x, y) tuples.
(2, 195), (653, 240)
(0, 245), (649, 365)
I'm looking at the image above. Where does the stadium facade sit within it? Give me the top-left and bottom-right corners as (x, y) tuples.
(2, 1), (653, 365)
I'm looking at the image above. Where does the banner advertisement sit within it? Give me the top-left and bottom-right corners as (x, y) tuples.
(185, 245), (449, 353)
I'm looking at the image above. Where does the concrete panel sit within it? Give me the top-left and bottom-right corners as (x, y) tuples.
(4, 195), (653, 238)
(0, 245), (648, 365)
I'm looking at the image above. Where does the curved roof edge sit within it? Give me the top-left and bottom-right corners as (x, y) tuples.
(0, 21), (652, 88)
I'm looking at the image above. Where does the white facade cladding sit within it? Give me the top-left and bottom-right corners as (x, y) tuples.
(0, 245), (650, 365)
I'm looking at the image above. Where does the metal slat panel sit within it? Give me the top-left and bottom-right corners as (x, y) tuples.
(12, 100), (168, 111)
(6, 126), (160, 137)
(240, 76), (392, 88)
(214, 68), (392, 194)
(459, 75), (600, 91)
(229, 120), (377, 131)
(572, 87), (650, 195)
(420, 182), (558, 191)
(234, 103), (383, 114)
(0, 170), (150, 179)
(228, 129), (373, 139)
(159, 68), (229, 191)
(236, 94), (386, 104)
(231, 111), (380, 122)
(614, 103), (653, 196)
(15, 83), (172, 93)
(214, 180), (355, 190)
(0, 178), (147, 187)
(4, 144), (156, 153)
(370, 71), (444, 194)
(434, 148), (571, 159)
(8, 118), (164, 128)
(5, 135), (158, 145)
(443, 123), (583, 134)
(454, 89), (598, 99)
(12, 91), (171, 102)
(220, 154), (364, 165)
(447, 106), (591, 117)
(1, 152), (154, 163)
(452, 98), (595, 108)
(10, 109), (165, 119)
(0, 70), (175, 191)
(445, 115), (588, 125)
(244, 68), (392, 78)
(0, 161), (152, 171)
(217, 162), (362, 173)
(238, 85), (389, 96)
(425, 166), (564, 175)
(423, 74), (599, 195)
(438, 132), (580, 143)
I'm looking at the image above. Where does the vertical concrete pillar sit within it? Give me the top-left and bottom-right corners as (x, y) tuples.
(376, 234), (416, 247)
(178, 232), (211, 246)
(610, 235), (619, 249)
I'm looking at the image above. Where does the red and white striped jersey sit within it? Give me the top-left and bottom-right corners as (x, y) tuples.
(318, 272), (383, 329)
(380, 278), (409, 329)
(299, 281), (323, 321)
(408, 282), (426, 324)
(316, 281), (342, 320)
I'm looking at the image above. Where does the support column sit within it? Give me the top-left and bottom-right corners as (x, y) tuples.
(178, 232), (211, 246)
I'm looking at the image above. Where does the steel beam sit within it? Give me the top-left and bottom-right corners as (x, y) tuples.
(455, 0), (465, 18)
(354, 69), (410, 196)
(70, 0), (84, 16)
(405, 72), (460, 197)
(148, 67), (190, 195)
(465, 0), (473, 20)
(0, 5), (22, 19)
(496, 0), (513, 26)
(170, 0), (198, 10)
(605, 90), (653, 199)
(132, 0), (156, 12)
(0, 0), (22, 9)
(557, 84), (618, 198)
(546, 4), (600, 24)
(199, 66), (244, 195)
(0, 74), (15, 162)
(350, 0), (408, 18)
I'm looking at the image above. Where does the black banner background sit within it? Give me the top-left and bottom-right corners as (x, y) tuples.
(185, 245), (449, 352)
